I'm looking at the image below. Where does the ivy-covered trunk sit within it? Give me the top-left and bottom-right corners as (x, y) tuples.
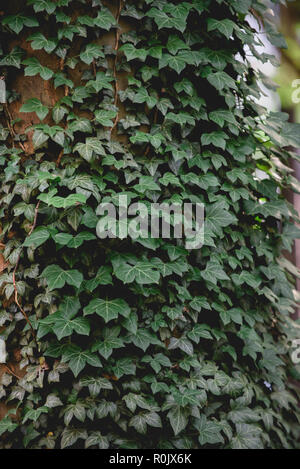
(0, 0), (300, 449)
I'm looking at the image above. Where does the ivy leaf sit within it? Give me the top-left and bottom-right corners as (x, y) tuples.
(205, 202), (237, 236)
(2, 15), (39, 34)
(61, 428), (88, 449)
(80, 377), (112, 397)
(86, 72), (114, 93)
(207, 18), (236, 39)
(195, 415), (224, 445)
(94, 8), (117, 30)
(85, 432), (109, 449)
(68, 117), (93, 133)
(113, 358), (136, 379)
(95, 109), (117, 127)
(202, 260), (230, 285)
(0, 415), (18, 436)
(67, 231), (96, 249)
(92, 336), (124, 359)
(160, 53), (187, 74)
(27, 0), (57, 14)
(201, 131), (228, 150)
(52, 105), (68, 124)
(23, 227), (50, 248)
(62, 346), (102, 377)
(71, 317), (91, 336)
(168, 406), (188, 435)
(22, 406), (49, 424)
(80, 44), (104, 65)
(84, 266), (113, 292)
(27, 32), (57, 53)
(120, 44), (148, 62)
(167, 35), (189, 55)
(32, 129), (49, 148)
(168, 337), (194, 356)
(231, 424), (263, 449)
(190, 297), (211, 312)
(41, 265), (83, 291)
(45, 394), (63, 409)
(129, 414), (147, 434)
(209, 109), (237, 127)
(147, 7), (189, 33)
(23, 57), (54, 80)
(20, 98), (49, 121)
(52, 316), (90, 340)
(207, 71), (237, 91)
(84, 298), (131, 323)
(0, 47), (23, 68)
(121, 312), (138, 334)
(113, 261), (161, 285)
(74, 137), (106, 162)
(38, 191), (87, 208)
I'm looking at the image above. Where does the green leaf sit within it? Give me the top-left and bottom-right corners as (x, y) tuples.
(113, 358), (136, 379)
(52, 316), (90, 340)
(231, 424), (263, 450)
(86, 72), (114, 93)
(84, 266), (113, 292)
(23, 57), (53, 80)
(80, 377), (113, 397)
(84, 298), (130, 322)
(147, 6), (190, 33)
(20, 98), (49, 121)
(113, 261), (161, 285)
(207, 71), (237, 91)
(2, 15), (39, 34)
(167, 35), (189, 55)
(41, 265), (83, 291)
(0, 415), (18, 436)
(22, 406), (49, 424)
(0, 47), (23, 68)
(27, 32), (57, 53)
(32, 129), (49, 148)
(201, 131), (228, 150)
(94, 8), (117, 30)
(202, 260), (229, 285)
(67, 231), (96, 249)
(95, 109), (117, 127)
(61, 428), (88, 449)
(62, 346), (102, 377)
(74, 137), (106, 162)
(195, 415), (224, 446)
(80, 44), (104, 65)
(38, 190), (87, 208)
(23, 227), (50, 248)
(27, 0), (57, 14)
(160, 53), (187, 74)
(190, 297), (211, 312)
(168, 406), (188, 435)
(120, 44), (148, 62)
(92, 336), (124, 359)
(85, 432), (109, 449)
(207, 18), (236, 39)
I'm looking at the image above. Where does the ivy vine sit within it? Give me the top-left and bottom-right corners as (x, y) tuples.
(0, 0), (300, 449)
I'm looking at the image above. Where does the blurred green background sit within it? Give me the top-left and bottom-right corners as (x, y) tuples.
(277, 1), (300, 123)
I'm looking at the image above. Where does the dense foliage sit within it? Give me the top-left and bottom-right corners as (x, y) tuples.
(0, 0), (300, 449)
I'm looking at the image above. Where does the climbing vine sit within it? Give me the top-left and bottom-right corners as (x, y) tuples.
(0, 0), (300, 449)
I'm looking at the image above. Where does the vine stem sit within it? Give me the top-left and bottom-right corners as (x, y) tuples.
(110, 0), (124, 134)
(3, 101), (26, 153)
(56, 148), (64, 167)
(3, 364), (21, 380)
(12, 201), (40, 339)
